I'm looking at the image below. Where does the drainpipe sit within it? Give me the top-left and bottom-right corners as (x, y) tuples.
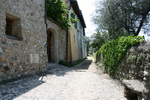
(45, 0), (49, 62)
(45, 0), (48, 30)
(66, 29), (68, 62)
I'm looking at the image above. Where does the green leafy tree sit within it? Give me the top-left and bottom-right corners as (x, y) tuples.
(93, 0), (150, 39)
(91, 31), (109, 51)
(84, 37), (91, 55)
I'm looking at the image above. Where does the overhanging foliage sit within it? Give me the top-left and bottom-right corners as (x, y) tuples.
(46, 0), (70, 29)
(96, 36), (144, 77)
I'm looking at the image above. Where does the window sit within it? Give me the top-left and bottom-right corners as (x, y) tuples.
(70, 13), (78, 29)
(6, 18), (13, 36)
(71, 13), (75, 19)
(5, 13), (22, 40)
(74, 21), (78, 29)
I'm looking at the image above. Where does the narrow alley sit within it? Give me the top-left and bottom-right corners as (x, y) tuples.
(0, 57), (127, 100)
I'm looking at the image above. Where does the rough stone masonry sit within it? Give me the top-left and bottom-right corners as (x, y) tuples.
(0, 0), (67, 82)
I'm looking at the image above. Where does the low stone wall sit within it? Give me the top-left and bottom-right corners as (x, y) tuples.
(116, 42), (150, 99)
(97, 41), (150, 99)
(143, 63), (150, 100)
(114, 42), (150, 80)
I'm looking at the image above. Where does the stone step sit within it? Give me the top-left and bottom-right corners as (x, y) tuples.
(122, 79), (146, 100)
(122, 80), (146, 93)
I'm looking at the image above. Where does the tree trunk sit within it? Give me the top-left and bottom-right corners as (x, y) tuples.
(135, 11), (149, 36)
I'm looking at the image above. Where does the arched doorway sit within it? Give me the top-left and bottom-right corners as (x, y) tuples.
(47, 30), (55, 63)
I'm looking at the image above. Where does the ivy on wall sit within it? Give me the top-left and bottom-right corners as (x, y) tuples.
(70, 13), (78, 28)
(46, 0), (70, 29)
(96, 36), (144, 77)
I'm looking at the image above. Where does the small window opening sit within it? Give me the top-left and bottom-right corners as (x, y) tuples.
(5, 13), (22, 40)
(71, 13), (75, 19)
(6, 18), (13, 36)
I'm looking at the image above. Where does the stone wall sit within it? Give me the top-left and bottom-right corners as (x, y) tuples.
(116, 42), (150, 100)
(0, 0), (68, 83)
(46, 19), (67, 63)
(97, 41), (150, 99)
(0, 0), (48, 82)
(58, 30), (67, 62)
(114, 42), (150, 80)
(143, 63), (150, 100)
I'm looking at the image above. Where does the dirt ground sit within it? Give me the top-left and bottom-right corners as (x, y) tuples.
(0, 57), (127, 100)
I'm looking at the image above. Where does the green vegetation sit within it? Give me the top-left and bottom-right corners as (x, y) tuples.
(93, 0), (150, 38)
(96, 36), (144, 77)
(91, 31), (109, 52)
(59, 57), (87, 67)
(46, 0), (70, 29)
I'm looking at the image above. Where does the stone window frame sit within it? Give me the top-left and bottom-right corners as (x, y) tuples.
(5, 13), (23, 40)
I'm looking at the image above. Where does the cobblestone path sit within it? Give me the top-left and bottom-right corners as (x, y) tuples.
(0, 57), (127, 100)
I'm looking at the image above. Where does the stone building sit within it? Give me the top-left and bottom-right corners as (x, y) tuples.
(0, 0), (86, 82)
(67, 0), (86, 62)
(0, 0), (67, 82)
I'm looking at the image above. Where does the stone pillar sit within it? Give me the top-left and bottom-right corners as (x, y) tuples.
(143, 63), (150, 100)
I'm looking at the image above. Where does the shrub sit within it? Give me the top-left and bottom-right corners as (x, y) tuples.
(96, 36), (144, 77)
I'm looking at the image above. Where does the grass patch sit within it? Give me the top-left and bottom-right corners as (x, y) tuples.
(59, 57), (87, 67)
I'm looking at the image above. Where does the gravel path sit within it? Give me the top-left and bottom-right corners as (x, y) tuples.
(0, 57), (127, 100)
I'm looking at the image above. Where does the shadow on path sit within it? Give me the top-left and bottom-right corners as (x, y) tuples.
(71, 59), (92, 70)
(0, 75), (45, 100)
(0, 58), (93, 100)
(46, 58), (93, 76)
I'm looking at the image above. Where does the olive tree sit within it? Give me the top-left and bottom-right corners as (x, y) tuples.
(93, 0), (150, 39)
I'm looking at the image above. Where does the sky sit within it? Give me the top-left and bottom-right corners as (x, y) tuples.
(77, 0), (97, 37)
